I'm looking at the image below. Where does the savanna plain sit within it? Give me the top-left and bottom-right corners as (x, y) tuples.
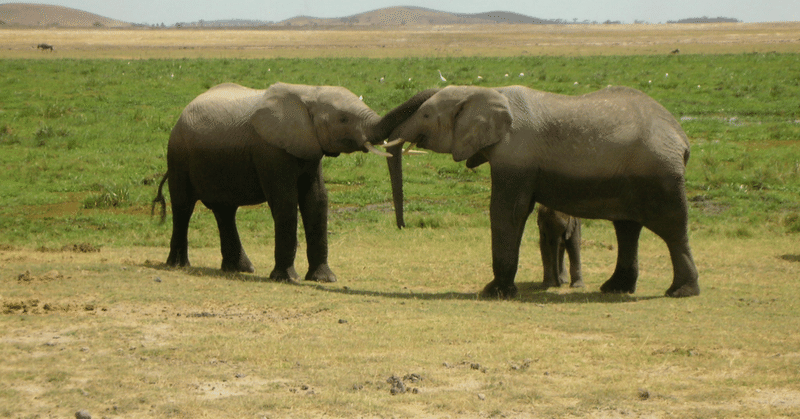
(1, 26), (800, 418)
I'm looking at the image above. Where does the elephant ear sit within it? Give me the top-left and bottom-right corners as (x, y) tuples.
(250, 92), (322, 161)
(452, 90), (512, 163)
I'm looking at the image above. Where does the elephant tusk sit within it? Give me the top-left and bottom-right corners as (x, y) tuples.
(406, 149), (427, 155)
(402, 142), (421, 155)
(364, 142), (393, 157)
(382, 138), (405, 148)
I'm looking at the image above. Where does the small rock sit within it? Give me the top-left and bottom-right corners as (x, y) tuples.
(387, 375), (406, 395)
(638, 389), (650, 400)
(75, 409), (91, 419)
(154, 277), (162, 283)
(404, 373), (422, 383)
(338, 319), (348, 324)
(478, 393), (486, 401)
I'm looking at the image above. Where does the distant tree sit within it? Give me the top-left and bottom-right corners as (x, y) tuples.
(668, 16), (740, 23)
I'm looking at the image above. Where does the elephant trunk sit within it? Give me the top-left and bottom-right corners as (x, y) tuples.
(372, 88), (440, 143)
(376, 89), (439, 229)
(386, 143), (405, 228)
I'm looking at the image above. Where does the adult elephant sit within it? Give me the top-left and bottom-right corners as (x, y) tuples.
(386, 85), (699, 298)
(537, 205), (582, 289)
(152, 82), (427, 282)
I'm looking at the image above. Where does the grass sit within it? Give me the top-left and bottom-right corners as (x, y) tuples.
(0, 51), (799, 417)
(1, 231), (799, 418)
(2, 54), (799, 247)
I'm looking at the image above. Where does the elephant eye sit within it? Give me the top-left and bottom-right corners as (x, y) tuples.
(339, 115), (349, 124)
(422, 113), (430, 119)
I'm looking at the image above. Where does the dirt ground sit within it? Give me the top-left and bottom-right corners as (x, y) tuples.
(2, 22), (800, 58)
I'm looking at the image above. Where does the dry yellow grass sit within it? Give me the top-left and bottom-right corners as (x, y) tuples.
(2, 224), (800, 418)
(2, 22), (800, 59)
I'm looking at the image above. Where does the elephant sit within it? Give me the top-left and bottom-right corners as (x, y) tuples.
(537, 205), (582, 288)
(386, 85), (699, 298)
(151, 82), (428, 282)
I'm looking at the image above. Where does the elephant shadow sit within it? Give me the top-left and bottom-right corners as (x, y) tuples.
(140, 262), (662, 304)
(141, 261), (277, 283)
(309, 281), (662, 305)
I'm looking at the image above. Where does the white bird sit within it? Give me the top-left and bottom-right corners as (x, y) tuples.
(519, 73), (524, 77)
(504, 73), (509, 78)
(438, 70), (446, 82)
(358, 95), (363, 101)
(379, 76), (385, 83)
(477, 76), (483, 80)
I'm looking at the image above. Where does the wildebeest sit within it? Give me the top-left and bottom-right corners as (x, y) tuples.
(37, 43), (54, 51)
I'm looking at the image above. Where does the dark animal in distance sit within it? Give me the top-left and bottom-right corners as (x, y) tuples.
(37, 43), (54, 51)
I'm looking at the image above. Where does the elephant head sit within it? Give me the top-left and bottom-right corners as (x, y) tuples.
(385, 86), (512, 228)
(249, 83), (391, 160)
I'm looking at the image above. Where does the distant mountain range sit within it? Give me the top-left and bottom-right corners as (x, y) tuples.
(0, 3), (739, 28)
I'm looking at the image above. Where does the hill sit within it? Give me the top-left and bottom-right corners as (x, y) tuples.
(278, 6), (561, 27)
(0, 3), (130, 28)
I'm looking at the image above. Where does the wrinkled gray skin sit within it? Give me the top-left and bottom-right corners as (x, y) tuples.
(387, 85), (699, 298)
(537, 205), (582, 288)
(152, 82), (423, 282)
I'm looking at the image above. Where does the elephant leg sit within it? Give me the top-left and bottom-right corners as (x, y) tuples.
(644, 190), (700, 297)
(649, 215), (699, 297)
(298, 164), (336, 283)
(167, 200), (195, 268)
(663, 239), (700, 297)
(482, 171), (536, 298)
(539, 226), (561, 288)
(267, 193), (300, 283)
(566, 223), (584, 288)
(600, 220), (642, 294)
(556, 239), (569, 286)
(208, 204), (255, 273)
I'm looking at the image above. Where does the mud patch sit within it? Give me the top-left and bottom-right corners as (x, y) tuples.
(1, 299), (95, 314)
(17, 270), (64, 282)
(37, 242), (101, 253)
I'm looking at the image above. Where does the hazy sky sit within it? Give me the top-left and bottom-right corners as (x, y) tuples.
(18, 0), (800, 25)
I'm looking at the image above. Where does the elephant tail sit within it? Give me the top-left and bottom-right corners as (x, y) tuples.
(151, 171), (168, 223)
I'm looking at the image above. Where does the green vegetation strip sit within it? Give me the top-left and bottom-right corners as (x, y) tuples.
(0, 54), (799, 248)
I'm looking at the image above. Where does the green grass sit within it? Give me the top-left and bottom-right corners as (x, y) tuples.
(1, 55), (799, 249)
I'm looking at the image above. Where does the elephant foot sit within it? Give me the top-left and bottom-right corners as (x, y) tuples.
(269, 266), (300, 283)
(305, 264), (337, 283)
(570, 279), (585, 288)
(221, 255), (255, 273)
(665, 282), (700, 298)
(166, 250), (190, 268)
(600, 271), (637, 294)
(542, 279), (562, 289)
(221, 260), (255, 273)
(480, 280), (518, 299)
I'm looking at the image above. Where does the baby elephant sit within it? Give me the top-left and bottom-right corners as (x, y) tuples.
(537, 205), (583, 288)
